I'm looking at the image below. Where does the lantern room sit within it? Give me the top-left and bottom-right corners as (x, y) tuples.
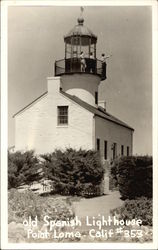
(64, 16), (97, 59)
(55, 15), (107, 80)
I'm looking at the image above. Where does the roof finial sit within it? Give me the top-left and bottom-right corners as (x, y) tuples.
(77, 6), (84, 25)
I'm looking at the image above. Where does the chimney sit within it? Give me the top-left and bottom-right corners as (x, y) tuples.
(98, 100), (106, 111)
(47, 76), (61, 94)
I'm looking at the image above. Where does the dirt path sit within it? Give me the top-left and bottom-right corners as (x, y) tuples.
(72, 191), (124, 219)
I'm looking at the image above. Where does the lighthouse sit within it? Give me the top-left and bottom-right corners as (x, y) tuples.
(14, 11), (134, 160)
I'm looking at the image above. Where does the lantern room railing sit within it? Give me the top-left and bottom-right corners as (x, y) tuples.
(54, 58), (106, 81)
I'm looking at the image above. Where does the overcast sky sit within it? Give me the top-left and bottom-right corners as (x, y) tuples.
(8, 5), (152, 155)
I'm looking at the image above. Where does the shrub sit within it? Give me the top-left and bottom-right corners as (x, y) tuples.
(8, 189), (74, 224)
(8, 151), (42, 189)
(110, 196), (152, 226)
(110, 156), (152, 199)
(41, 148), (104, 197)
(8, 189), (42, 223)
(109, 157), (120, 190)
(75, 182), (101, 198)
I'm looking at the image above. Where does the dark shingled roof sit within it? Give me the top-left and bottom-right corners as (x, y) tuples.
(61, 90), (134, 131)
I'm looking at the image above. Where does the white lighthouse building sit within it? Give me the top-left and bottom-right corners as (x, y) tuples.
(13, 14), (134, 161)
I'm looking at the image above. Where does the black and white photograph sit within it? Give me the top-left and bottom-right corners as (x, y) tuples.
(1, 1), (158, 249)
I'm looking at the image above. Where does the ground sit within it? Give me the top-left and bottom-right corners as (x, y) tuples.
(70, 191), (124, 238)
(72, 191), (123, 218)
(8, 190), (152, 243)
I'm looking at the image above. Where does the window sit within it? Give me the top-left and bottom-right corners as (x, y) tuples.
(112, 142), (117, 159)
(121, 145), (124, 156)
(96, 138), (100, 151)
(127, 146), (129, 156)
(95, 92), (98, 105)
(57, 106), (68, 125)
(104, 140), (107, 160)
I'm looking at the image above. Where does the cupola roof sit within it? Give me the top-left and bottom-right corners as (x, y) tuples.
(64, 17), (97, 45)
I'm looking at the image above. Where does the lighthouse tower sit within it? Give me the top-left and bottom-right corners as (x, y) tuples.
(14, 10), (133, 158)
(55, 14), (106, 107)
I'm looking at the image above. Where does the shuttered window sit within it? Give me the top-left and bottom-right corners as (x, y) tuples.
(127, 146), (129, 156)
(104, 140), (107, 160)
(96, 138), (100, 151)
(112, 142), (117, 159)
(121, 145), (124, 156)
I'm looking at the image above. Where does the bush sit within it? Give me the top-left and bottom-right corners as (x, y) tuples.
(110, 196), (152, 226)
(74, 183), (101, 198)
(110, 156), (152, 199)
(8, 189), (75, 243)
(109, 157), (120, 190)
(8, 189), (74, 224)
(8, 151), (42, 189)
(41, 148), (104, 197)
(8, 189), (42, 223)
